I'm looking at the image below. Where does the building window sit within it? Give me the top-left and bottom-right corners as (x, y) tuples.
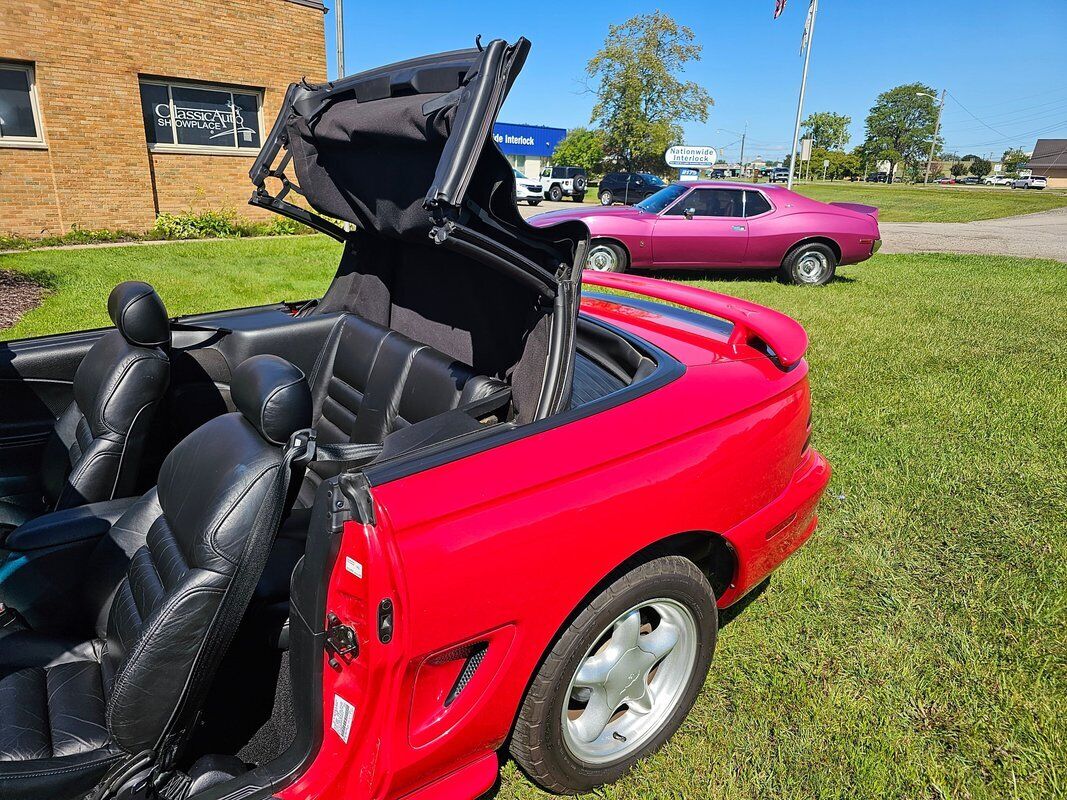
(0, 62), (45, 146)
(139, 79), (263, 154)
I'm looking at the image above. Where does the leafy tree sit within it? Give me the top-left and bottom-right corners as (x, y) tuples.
(950, 161), (967, 177)
(1001, 147), (1029, 174)
(550, 127), (605, 175)
(586, 12), (713, 172)
(801, 112), (852, 150)
(969, 157), (992, 178)
(862, 83), (941, 183)
(810, 147), (859, 180)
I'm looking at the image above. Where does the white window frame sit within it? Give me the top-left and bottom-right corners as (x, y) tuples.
(0, 61), (46, 149)
(141, 78), (264, 157)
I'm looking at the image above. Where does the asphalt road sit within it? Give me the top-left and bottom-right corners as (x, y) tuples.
(517, 201), (1067, 263)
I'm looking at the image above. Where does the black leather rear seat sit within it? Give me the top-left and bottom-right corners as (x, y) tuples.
(296, 313), (509, 507)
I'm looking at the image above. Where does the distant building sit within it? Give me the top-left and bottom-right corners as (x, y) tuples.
(1024, 139), (1067, 187)
(0, 0), (327, 238)
(492, 123), (566, 178)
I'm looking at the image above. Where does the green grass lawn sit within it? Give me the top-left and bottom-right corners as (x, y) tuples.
(2, 241), (1065, 798)
(576, 180), (1067, 223)
(793, 182), (1067, 223)
(0, 236), (344, 341)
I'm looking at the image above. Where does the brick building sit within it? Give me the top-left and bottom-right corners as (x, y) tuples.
(0, 0), (326, 238)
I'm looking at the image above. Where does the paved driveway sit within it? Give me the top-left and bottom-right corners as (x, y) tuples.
(518, 202), (1067, 263)
(879, 207), (1067, 262)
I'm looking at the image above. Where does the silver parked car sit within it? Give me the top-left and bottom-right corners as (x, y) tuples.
(1011, 176), (1047, 190)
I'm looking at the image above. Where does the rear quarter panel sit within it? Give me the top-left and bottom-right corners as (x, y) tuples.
(355, 348), (814, 798)
(747, 209), (878, 267)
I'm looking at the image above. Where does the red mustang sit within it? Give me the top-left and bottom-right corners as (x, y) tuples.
(531, 180), (881, 285)
(0, 39), (830, 800)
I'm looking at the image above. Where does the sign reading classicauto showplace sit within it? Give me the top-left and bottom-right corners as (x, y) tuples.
(139, 81), (262, 151)
(664, 145), (717, 168)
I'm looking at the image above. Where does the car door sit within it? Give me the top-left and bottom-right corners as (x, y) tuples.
(651, 187), (749, 267)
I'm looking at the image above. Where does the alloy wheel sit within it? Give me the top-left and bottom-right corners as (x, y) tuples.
(561, 599), (698, 765)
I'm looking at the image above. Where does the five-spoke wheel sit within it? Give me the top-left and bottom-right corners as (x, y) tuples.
(510, 556), (717, 794)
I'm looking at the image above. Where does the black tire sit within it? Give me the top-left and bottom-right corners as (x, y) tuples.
(548, 184), (563, 202)
(574, 174), (588, 192)
(510, 555), (717, 794)
(585, 240), (628, 273)
(527, 199), (541, 207)
(778, 241), (838, 286)
(573, 193), (586, 203)
(599, 190), (614, 206)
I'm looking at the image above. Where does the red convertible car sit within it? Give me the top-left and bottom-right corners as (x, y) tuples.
(0, 39), (829, 800)
(531, 180), (882, 285)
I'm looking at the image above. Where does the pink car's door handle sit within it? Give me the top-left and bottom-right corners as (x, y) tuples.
(732, 225), (746, 231)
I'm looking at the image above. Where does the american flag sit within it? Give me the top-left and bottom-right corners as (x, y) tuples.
(774, 0), (787, 18)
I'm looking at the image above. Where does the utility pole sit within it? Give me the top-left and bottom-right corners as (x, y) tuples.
(335, 0), (345, 78)
(738, 122), (747, 178)
(921, 88), (946, 184)
(787, 0), (818, 190)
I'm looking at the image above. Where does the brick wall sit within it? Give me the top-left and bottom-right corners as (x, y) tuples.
(0, 0), (326, 237)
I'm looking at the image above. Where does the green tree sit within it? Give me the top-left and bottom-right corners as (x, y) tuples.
(862, 83), (941, 183)
(801, 112), (852, 150)
(1001, 147), (1029, 174)
(550, 127), (605, 175)
(950, 161), (967, 177)
(586, 12), (713, 172)
(969, 157), (992, 178)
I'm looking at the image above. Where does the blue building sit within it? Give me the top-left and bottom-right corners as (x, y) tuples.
(492, 122), (567, 177)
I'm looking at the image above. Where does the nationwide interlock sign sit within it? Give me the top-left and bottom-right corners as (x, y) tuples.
(664, 146), (718, 168)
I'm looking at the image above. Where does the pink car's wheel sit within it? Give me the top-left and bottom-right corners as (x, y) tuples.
(779, 242), (838, 286)
(510, 556), (716, 793)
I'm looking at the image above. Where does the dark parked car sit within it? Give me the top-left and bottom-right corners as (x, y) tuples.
(597, 172), (669, 205)
(958, 175), (980, 185)
(866, 172), (889, 183)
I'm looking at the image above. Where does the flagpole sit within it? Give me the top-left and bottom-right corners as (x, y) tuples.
(787, 0), (818, 190)
(335, 0), (345, 78)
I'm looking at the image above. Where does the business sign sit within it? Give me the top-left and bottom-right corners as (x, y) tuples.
(679, 168), (700, 181)
(665, 145), (717, 168)
(800, 137), (813, 161)
(492, 123), (567, 157)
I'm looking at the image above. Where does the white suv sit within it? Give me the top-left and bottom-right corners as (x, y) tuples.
(982, 175), (1012, 186)
(539, 166), (588, 202)
(1011, 175), (1047, 190)
(513, 169), (544, 206)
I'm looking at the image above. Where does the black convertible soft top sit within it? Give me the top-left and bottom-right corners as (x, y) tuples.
(250, 38), (588, 423)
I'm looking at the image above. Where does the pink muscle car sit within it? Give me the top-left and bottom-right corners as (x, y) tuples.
(530, 180), (881, 285)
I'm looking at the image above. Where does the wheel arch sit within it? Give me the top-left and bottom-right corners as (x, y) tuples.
(504, 529), (735, 739)
(783, 235), (841, 265)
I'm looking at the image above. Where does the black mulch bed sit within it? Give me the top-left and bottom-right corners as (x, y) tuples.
(0, 270), (44, 331)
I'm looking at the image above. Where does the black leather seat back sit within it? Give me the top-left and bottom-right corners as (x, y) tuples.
(93, 355), (311, 755)
(297, 313), (506, 506)
(40, 282), (170, 511)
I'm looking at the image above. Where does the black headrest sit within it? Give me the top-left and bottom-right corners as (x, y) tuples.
(107, 281), (170, 347)
(231, 355), (312, 445)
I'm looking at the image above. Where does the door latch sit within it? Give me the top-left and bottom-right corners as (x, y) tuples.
(732, 225), (746, 231)
(325, 612), (358, 669)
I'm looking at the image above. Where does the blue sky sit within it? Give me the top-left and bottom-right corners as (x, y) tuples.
(322, 0), (1067, 163)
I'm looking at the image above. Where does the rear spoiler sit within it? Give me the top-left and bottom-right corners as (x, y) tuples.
(581, 271), (808, 369)
(829, 201), (879, 220)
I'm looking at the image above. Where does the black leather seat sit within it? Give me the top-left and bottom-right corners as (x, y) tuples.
(0, 282), (171, 534)
(0, 354), (311, 800)
(296, 312), (508, 507)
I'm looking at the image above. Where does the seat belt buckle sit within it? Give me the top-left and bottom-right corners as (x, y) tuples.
(288, 428), (317, 468)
